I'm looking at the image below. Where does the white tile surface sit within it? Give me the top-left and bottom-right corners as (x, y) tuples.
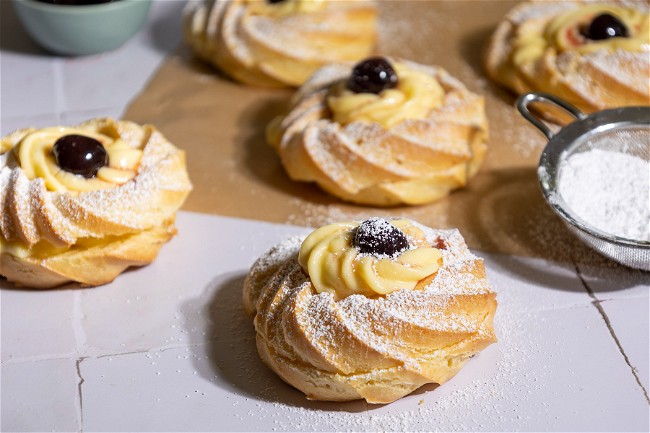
(3, 212), (649, 432)
(1, 2), (59, 120)
(0, 53), (58, 119)
(78, 212), (309, 357)
(0, 113), (60, 136)
(2, 0), (649, 430)
(366, 307), (650, 432)
(0, 0), (180, 129)
(60, 0), (185, 114)
(481, 252), (593, 312)
(0, 286), (77, 362)
(80, 345), (369, 432)
(1, 358), (81, 432)
(600, 297), (650, 393)
(60, 108), (123, 126)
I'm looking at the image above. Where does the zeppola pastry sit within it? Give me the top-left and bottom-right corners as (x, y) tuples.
(485, 1), (650, 115)
(0, 118), (192, 289)
(243, 218), (497, 404)
(267, 57), (489, 206)
(183, 0), (377, 87)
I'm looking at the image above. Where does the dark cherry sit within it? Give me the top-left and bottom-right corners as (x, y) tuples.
(52, 135), (108, 178)
(347, 57), (398, 94)
(35, 0), (115, 5)
(581, 13), (629, 40)
(353, 218), (409, 258)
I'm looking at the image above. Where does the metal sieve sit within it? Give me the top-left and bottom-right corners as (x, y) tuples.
(517, 92), (650, 271)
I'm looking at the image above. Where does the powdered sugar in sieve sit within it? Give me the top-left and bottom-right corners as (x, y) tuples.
(557, 126), (650, 243)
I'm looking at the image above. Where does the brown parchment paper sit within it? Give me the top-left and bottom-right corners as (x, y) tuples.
(124, 1), (606, 264)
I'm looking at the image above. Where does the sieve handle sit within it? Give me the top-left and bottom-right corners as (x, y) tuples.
(516, 92), (587, 140)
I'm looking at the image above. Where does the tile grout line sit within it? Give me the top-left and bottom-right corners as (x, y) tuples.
(0, 339), (231, 365)
(75, 358), (85, 433)
(72, 291), (87, 433)
(574, 264), (650, 404)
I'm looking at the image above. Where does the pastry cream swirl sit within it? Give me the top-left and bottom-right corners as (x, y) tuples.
(514, 5), (650, 66)
(327, 63), (445, 128)
(298, 219), (442, 299)
(14, 127), (143, 193)
(246, 0), (326, 17)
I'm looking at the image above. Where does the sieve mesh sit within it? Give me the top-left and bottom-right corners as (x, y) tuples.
(570, 225), (650, 271)
(569, 125), (650, 160)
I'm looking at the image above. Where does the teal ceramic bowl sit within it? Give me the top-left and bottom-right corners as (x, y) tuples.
(12, 0), (151, 56)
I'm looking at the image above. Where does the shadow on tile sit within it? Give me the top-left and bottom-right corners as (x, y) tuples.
(451, 167), (641, 292)
(458, 24), (519, 107)
(235, 95), (345, 207)
(576, 263), (650, 295)
(0, 1), (48, 55)
(182, 271), (503, 414)
(183, 271), (367, 413)
(0, 264), (148, 292)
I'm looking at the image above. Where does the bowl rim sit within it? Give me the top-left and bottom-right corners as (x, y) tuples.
(536, 106), (650, 249)
(13, 0), (151, 14)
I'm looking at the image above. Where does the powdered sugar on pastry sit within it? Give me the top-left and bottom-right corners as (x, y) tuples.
(183, 0), (377, 87)
(0, 118), (192, 289)
(243, 219), (497, 404)
(485, 0), (650, 116)
(268, 59), (489, 206)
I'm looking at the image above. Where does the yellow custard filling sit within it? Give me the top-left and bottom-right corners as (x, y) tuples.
(246, 0), (326, 17)
(514, 5), (649, 67)
(298, 219), (442, 299)
(13, 127), (143, 192)
(327, 62), (445, 128)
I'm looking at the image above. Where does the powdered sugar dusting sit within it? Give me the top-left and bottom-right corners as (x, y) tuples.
(245, 218), (496, 403)
(272, 54), (488, 205)
(0, 119), (192, 246)
(221, 307), (552, 432)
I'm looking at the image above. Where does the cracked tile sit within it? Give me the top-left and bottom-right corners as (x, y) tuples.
(598, 297), (650, 396)
(1, 359), (81, 432)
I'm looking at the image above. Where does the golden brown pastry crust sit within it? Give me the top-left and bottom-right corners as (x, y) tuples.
(0, 118), (192, 289)
(243, 222), (497, 404)
(485, 0), (650, 115)
(267, 60), (488, 206)
(183, 0), (377, 87)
